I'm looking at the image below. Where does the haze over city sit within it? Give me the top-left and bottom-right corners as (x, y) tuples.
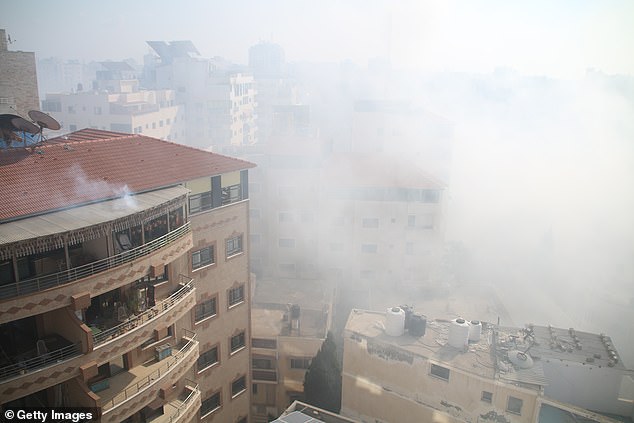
(1, 1), (634, 421)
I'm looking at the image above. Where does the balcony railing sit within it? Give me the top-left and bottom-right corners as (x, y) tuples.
(0, 222), (191, 300)
(0, 342), (82, 381)
(167, 380), (200, 423)
(93, 275), (194, 346)
(102, 329), (197, 412)
(252, 369), (278, 382)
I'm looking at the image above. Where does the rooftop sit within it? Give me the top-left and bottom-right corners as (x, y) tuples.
(251, 307), (328, 339)
(0, 129), (254, 222)
(273, 401), (359, 423)
(345, 308), (633, 389)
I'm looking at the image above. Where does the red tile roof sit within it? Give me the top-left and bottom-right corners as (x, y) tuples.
(0, 129), (255, 222)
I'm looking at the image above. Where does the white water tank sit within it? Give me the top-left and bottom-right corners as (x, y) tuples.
(448, 318), (470, 349)
(469, 320), (482, 342)
(385, 307), (405, 336)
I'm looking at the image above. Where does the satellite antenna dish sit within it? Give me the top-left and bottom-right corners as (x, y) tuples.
(28, 110), (61, 131)
(11, 117), (39, 134)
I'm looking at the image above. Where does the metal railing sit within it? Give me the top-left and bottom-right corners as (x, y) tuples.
(102, 329), (197, 412)
(0, 222), (191, 300)
(93, 275), (194, 346)
(0, 342), (82, 381)
(167, 380), (200, 423)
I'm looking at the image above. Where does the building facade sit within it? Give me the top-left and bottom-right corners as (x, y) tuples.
(0, 29), (39, 117)
(0, 129), (254, 423)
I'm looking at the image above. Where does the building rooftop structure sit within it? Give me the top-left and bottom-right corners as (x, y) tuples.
(0, 129), (254, 222)
(343, 308), (634, 422)
(273, 401), (359, 423)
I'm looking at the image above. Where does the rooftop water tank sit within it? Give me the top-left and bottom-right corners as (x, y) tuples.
(385, 307), (405, 337)
(448, 318), (470, 349)
(469, 320), (482, 342)
(409, 313), (427, 337)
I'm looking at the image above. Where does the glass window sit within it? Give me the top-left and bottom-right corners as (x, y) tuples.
(228, 285), (245, 306)
(231, 332), (246, 353)
(198, 346), (219, 371)
(430, 364), (450, 380)
(507, 396), (523, 415)
(252, 338), (277, 349)
(231, 375), (246, 397)
(481, 391), (493, 403)
(201, 391), (221, 416)
(195, 298), (217, 322)
(226, 235), (243, 257)
(279, 238), (295, 248)
(290, 358), (311, 369)
(192, 246), (214, 270)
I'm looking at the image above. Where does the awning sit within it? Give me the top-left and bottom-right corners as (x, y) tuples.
(0, 185), (189, 260)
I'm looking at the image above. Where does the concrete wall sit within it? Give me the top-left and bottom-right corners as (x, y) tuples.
(0, 31), (39, 116)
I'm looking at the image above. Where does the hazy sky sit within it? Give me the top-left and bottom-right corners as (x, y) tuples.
(2, 0), (633, 78)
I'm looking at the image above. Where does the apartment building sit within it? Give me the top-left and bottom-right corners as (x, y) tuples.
(341, 308), (634, 423)
(250, 279), (333, 422)
(0, 29), (39, 117)
(0, 128), (254, 423)
(41, 62), (184, 142)
(147, 40), (258, 151)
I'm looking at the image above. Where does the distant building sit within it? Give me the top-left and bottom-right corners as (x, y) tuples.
(147, 40), (258, 151)
(250, 278), (333, 422)
(0, 29), (39, 117)
(341, 308), (634, 423)
(0, 128), (255, 423)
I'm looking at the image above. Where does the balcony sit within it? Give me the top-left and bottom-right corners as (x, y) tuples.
(92, 275), (195, 347)
(253, 369), (278, 383)
(98, 330), (199, 423)
(0, 222), (193, 324)
(0, 335), (82, 382)
(151, 382), (201, 423)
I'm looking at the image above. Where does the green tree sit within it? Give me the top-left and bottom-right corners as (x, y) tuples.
(303, 331), (342, 413)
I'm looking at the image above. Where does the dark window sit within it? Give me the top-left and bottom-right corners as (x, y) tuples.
(197, 346), (219, 371)
(228, 285), (245, 306)
(507, 396), (523, 415)
(252, 358), (273, 369)
(226, 235), (243, 257)
(481, 391), (493, 403)
(201, 391), (221, 416)
(189, 191), (212, 214)
(237, 418), (247, 423)
(290, 358), (311, 369)
(252, 384), (258, 394)
(231, 332), (246, 353)
(192, 246), (214, 270)
(252, 338), (277, 349)
(231, 375), (246, 397)
(430, 364), (450, 381)
(195, 298), (217, 322)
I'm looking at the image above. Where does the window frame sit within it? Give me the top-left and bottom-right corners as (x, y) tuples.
(507, 396), (523, 415)
(430, 363), (450, 381)
(290, 357), (312, 370)
(228, 284), (245, 308)
(226, 234), (244, 258)
(481, 391), (493, 403)
(231, 375), (247, 398)
(200, 390), (222, 417)
(197, 345), (220, 373)
(192, 245), (215, 271)
(194, 296), (218, 323)
(230, 331), (246, 355)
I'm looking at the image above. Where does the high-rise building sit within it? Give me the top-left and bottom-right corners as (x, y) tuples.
(0, 128), (254, 423)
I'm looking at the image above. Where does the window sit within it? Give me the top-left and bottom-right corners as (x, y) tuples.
(228, 285), (245, 307)
(201, 391), (221, 416)
(192, 246), (214, 270)
(237, 417), (247, 423)
(252, 384), (258, 394)
(195, 298), (217, 322)
(430, 364), (450, 381)
(252, 358), (273, 369)
(198, 346), (219, 371)
(231, 375), (246, 397)
(423, 189), (440, 203)
(361, 244), (378, 253)
(226, 235), (243, 257)
(279, 238), (295, 248)
(362, 218), (379, 228)
(230, 331), (246, 353)
(408, 215), (416, 227)
(507, 396), (523, 415)
(252, 338), (277, 349)
(279, 212), (294, 223)
(221, 184), (241, 205)
(290, 358), (311, 369)
(481, 391), (493, 403)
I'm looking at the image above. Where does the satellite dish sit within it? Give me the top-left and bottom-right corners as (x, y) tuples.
(28, 110), (61, 131)
(11, 117), (39, 134)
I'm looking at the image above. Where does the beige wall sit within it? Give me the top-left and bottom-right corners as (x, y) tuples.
(0, 40), (39, 116)
(342, 335), (540, 423)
